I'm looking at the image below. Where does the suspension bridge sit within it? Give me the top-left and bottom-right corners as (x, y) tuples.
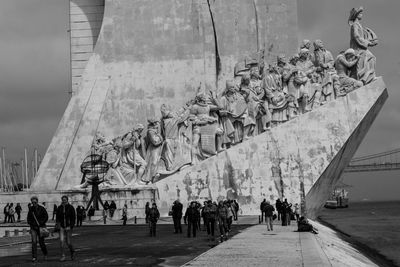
(345, 148), (400, 173)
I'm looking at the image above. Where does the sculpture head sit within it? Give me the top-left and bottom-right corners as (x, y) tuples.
(195, 92), (209, 104)
(344, 48), (356, 61)
(313, 39), (324, 50)
(225, 79), (237, 94)
(349, 6), (364, 23)
(268, 64), (278, 74)
(241, 73), (250, 86)
(147, 118), (159, 129)
(289, 53), (300, 65)
(277, 54), (287, 67)
(299, 49), (309, 61)
(300, 39), (311, 50)
(160, 104), (173, 119)
(250, 67), (259, 80)
(132, 124), (144, 136)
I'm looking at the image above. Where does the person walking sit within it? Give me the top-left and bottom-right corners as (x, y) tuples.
(217, 201), (229, 242)
(282, 199), (292, 226)
(148, 203), (160, 237)
(88, 206), (95, 221)
(109, 201), (117, 218)
(122, 204), (128, 226)
(172, 200), (183, 234)
(8, 203), (15, 223)
(260, 199), (266, 223)
(76, 205), (85, 227)
(15, 203), (22, 222)
(52, 204), (58, 221)
(294, 203), (300, 221)
(203, 201), (217, 241)
(263, 201), (275, 231)
(226, 201), (234, 232)
(275, 199), (282, 221)
(184, 202), (200, 238)
(145, 202), (150, 224)
(3, 203), (9, 223)
(27, 196), (48, 262)
(56, 195), (76, 262)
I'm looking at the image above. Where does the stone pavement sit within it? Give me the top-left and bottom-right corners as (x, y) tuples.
(184, 220), (378, 267)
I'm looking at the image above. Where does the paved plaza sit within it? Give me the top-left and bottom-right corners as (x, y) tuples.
(0, 216), (380, 267)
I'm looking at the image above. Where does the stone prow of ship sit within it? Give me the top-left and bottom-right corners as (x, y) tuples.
(2, 1), (386, 228)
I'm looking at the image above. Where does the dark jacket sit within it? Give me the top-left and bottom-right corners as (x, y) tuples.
(184, 206), (200, 222)
(27, 205), (48, 230)
(172, 202), (183, 218)
(56, 204), (76, 229)
(148, 207), (160, 222)
(203, 204), (217, 220)
(263, 203), (275, 217)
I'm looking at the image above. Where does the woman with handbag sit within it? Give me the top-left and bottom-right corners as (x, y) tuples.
(27, 196), (48, 263)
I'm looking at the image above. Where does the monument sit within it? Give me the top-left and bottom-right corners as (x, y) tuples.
(2, 1), (386, 220)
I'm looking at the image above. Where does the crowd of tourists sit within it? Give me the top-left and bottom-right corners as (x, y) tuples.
(2, 202), (22, 223)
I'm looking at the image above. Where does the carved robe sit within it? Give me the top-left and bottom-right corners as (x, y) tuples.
(350, 20), (377, 84)
(264, 72), (288, 123)
(142, 128), (163, 183)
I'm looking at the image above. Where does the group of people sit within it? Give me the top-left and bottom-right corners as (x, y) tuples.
(27, 195), (76, 263)
(2, 202), (22, 223)
(168, 199), (239, 242)
(260, 199), (301, 230)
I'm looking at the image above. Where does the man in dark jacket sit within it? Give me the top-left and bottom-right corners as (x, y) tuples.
(27, 196), (48, 262)
(15, 203), (22, 222)
(56, 195), (76, 262)
(172, 200), (183, 234)
(184, 202), (200, 238)
(203, 201), (217, 241)
(217, 201), (229, 242)
(148, 203), (160, 237)
(260, 199), (267, 223)
(76, 205), (85, 227)
(275, 199), (283, 221)
(263, 201), (275, 231)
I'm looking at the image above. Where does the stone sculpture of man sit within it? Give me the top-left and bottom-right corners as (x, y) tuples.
(334, 49), (363, 95)
(349, 6), (378, 85)
(263, 65), (288, 127)
(142, 118), (164, 184)
(294, 48), (316, 113)
(313, 39), (335, 102)
(189, 93), (221, 161)
(277, 54), (297, 119)
(121, 124), (147, 186)
(219, 80), (248, 148)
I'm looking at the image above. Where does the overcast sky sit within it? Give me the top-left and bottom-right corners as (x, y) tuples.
(0, 0), (399, 201)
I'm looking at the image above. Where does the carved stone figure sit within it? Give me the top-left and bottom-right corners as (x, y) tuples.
(157, 104), (192, 180)
(249, 67), (270, 133)
(334, 49), (363, 95)
(121, 124), (147, 186)
(263, 65), (288, 126)
(313, 39), (335, 102)
(219, 80), (248, 147)
(300, 39), (314, 62)
(294, 48), (316, 113)
(277, 54), (298, 119)
(349, 6), (378, 85)
(141, 119), (164, 184)
(189, 93), (221, 162)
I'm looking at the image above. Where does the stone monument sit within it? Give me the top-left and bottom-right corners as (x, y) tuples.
(2, 2), (387, 220)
